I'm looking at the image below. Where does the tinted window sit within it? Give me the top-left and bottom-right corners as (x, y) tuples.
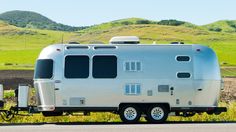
(176, 56), (190, 61)
(34, 59), (53, 79)
(177, 72), (191, 78)
(93, 56), (117, 78)
(65, 56), (89, 78)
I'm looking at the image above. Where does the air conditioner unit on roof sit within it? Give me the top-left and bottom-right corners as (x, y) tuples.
(109, 36), (140, 44)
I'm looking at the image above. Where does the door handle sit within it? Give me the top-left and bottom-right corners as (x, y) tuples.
(55, 80), (61, 83)
(55, 88), (60, 90)
(198, 89), (202, 91)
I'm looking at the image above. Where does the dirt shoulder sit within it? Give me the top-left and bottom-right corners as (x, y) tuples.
(0, 70), (33, 89)
(221, 78), (236, 102)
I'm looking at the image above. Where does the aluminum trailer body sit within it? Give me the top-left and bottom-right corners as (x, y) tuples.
(33, 43), (225, 123)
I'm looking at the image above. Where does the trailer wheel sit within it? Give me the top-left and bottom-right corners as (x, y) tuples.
(119, 105), (141, 123)
(145, 105), (169, 123)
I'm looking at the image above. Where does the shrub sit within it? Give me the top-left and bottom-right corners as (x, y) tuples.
(209, 27), (222, 32)
(135, 20), (152, 24)
(120, 21), (133, 25)
(157, 19), (185, 26)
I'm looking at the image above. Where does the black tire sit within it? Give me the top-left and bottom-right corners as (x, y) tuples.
(42, 111), (63, 117)
(119, 104), (141, 123)
(207, 111), (214, 115)
(145, 104), (169, 123)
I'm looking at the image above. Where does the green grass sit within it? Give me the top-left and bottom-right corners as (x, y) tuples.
(0, 20), (236, 74)
(0, 49), (40, 69)
(0, 21), (78, 69)
(0, 29), (77, 50)
(221, 67), (236, 77)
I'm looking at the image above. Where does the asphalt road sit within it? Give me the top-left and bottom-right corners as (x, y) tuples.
(0, 122), (236, 132)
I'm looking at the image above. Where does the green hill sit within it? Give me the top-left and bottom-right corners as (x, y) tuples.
(79, 18), (150, 33)
(79, 18), (193, 33)
(203, 20), (236, 33)
(0, 10), (87, 31)
(77, 24), (236, 67)
(0, 15), (236, 74)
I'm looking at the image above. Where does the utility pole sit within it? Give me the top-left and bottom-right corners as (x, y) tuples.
(61, 34), (64, 44)
(24, 33), (26, 49)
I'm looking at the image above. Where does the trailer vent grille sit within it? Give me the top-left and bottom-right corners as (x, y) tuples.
(147, 90), (153, 96)
(93, 46), (117, 50)
(158, 85), (169, 92)
(66, 46), (89, 50)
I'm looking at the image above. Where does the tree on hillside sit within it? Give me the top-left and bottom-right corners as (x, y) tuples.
(0, 10), (88, 31)
(209, 27), (222, 32)
(135, 20), (152, 24)
(157, 19), (185, 26)
(120, 21), (133, 25)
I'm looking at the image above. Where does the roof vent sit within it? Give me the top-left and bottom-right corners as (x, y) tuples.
(109, 36), (140, 44)
(171, 42), (184, 44)
(68, 41), (80, 44)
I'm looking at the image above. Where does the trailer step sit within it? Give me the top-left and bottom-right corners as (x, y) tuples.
(0, 101), (4, 108)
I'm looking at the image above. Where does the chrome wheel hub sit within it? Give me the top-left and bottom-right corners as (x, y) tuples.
(151, 107), (164, 120)
(124, 107), (137, 121)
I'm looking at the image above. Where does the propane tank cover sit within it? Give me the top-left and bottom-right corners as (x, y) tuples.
(0, 84), (3, 101)
(18, 84), (29, 108)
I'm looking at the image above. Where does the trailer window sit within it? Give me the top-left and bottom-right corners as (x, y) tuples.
(65, 56), (89, 78)
(125, 84), (141, 95)
(176, 56), (190, 62)
(124, 61), (142, 72)
(177, 72), (191, 78)
(34, 59), (53, 79)
(93, 56), (117, 78)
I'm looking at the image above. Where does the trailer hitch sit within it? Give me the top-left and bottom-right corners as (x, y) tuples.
(0, 108), (15, 121)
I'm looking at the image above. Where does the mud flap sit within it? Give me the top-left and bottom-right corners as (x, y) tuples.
(0, 101), (4, 108)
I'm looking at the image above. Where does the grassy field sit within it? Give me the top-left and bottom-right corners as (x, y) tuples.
(0, 21), (78, 69)
(0, 20), (236, 76)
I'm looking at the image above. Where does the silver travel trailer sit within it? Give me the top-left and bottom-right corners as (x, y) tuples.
(33, 36), (226, 123)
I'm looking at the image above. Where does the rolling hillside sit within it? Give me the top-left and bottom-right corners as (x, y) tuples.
(0, 11), (236, 76)
(0, 20), (79, 69)
(0, 10), (87, 31)
(203, 20), (236, 33)
(79, 18), (197, 34)
(76, 24), (236, 67)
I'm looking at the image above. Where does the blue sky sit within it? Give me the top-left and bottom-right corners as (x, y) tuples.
(1, 0), (236, 26)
